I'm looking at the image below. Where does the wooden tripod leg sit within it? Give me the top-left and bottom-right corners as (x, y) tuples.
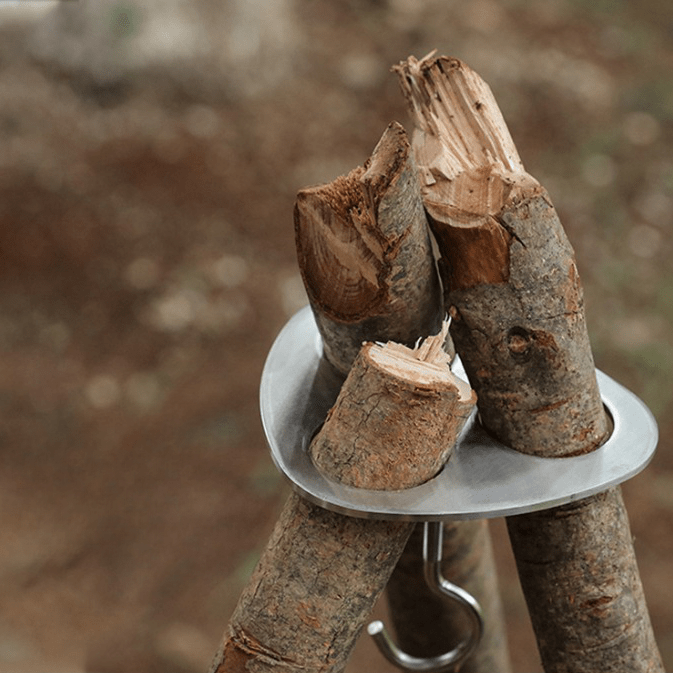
(395, 52), (664, 672)
(294, 121), (511, 671)
(294, 121), (443, 376)
(211, 332), (475, 673)
(507, 487), (662, 673)
(211, 494), (413, 673)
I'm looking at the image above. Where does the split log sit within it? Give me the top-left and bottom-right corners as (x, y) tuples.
(295, 121), (511, 672)
(395, 52), (664, 672)
(209, 330), (474, 673)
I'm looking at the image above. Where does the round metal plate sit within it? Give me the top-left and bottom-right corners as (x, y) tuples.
(260, 306), (659, 521)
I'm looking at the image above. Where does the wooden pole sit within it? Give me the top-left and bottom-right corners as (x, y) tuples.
(311, 332), (476, 490)
(294, 121), (444, 377)
(395, 52), (664, 673)
(209, 331), (474, 673)
(295, 121), (511, 672)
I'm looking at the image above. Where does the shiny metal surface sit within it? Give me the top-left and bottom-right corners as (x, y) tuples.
(260, 306), (659, 521)
(367, 521), (485, 672)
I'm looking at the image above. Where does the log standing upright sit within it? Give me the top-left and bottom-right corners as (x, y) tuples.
(395, 52), (663, 673)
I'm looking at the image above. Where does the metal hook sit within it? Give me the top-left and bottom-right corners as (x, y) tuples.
(368, 521), (484, 672)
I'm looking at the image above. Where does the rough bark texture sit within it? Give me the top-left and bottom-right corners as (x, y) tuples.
(294, 121), (444, 377)
(386, 519), (512, 673)
(444, 190), (607, 457)
(211, 493), (413, 673)
(395, 53), (607, 458)
(295, 119), (510, 673)
(311, 330), (475, 490)
(210, 329), (474, 673)
(508, 487), (662, 673)
(396, 52), (663, 673)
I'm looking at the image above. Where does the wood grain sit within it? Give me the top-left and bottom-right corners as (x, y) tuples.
(210, 328), (474, 673)
(294, 121), (444, 376)
(396, 52), (663, 673)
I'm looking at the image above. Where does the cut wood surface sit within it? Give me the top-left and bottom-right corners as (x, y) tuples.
(296, 121), (511, 673)
(294, 121), (444, 376)
(396, 52), (664, 672)
(209, 329), (474, 673)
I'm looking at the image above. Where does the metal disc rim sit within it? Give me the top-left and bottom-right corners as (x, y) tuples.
(260, 306), (659, 521)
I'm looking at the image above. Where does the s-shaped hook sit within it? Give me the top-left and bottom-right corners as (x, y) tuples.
(368, 521), (484, 672)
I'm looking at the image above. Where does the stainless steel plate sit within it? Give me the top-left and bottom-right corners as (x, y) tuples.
(260, 306), (659, 521)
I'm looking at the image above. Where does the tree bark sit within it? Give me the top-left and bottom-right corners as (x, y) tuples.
(507, 487), (662, 673)
(211, 493), (412, 673)
(311, 332), (474, 490)
(294, 120), (444, 377)
(210, 331), (474, 673)
(295, 121), (511, 672)
(395, 52), (663, 672)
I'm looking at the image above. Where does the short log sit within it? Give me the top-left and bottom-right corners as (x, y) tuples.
(394, 52), (607, 458)
(294, 121), (444, 377)
(311, 326), (474, 490)
(210, 329), (475, 673)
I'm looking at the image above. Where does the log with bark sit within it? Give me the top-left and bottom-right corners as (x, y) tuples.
(395, 52), (663, 673)
(295, 121), (511, 673)
(209, 329), (475, 673)
(294, 121), (444, 376)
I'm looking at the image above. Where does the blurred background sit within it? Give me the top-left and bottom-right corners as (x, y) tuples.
(0, 0), (671, 671)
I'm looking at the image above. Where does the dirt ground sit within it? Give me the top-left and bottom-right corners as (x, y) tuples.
(0, 1), (672, 671)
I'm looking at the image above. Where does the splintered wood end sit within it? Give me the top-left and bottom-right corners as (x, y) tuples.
(294, 122), (420, 323)
(294, 165), (385, 322)
(361, 121), (410, 215)
(371, 321), (473, 402)
(311, 323), (476, 490)
(394, 53), (539, 223)
(394, 53), (524, 176)
(394, 53), (545, 291)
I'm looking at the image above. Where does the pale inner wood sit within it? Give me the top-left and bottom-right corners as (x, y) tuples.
(369, 325), (473, 401)
(396, 54), (539, 222)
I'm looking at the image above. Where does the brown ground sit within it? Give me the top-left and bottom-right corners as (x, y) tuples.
(1, 1), (673, 672)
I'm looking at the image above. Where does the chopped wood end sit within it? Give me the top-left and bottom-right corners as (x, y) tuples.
(394, 53), (527, 180)
(372, 321), (471, 400)
(294, 122), (415, 323)
(310, 326), (475, 490)
(294, 166), (385, 322)
(295, 121), (443, 375)
(394, 53), (539, 246)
